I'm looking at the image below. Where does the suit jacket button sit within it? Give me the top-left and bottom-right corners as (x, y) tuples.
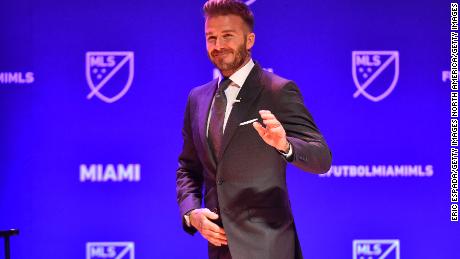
(217, 179), (223, 185)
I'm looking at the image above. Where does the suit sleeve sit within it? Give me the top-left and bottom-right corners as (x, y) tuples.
(276, 82), (332, 174)
(176, 92), (203, 234)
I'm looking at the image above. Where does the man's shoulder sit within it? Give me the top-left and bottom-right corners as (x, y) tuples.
(259, 68), (294, 92)
(188, 78), (218, 98)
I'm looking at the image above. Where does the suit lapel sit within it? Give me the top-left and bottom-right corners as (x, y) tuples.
(218, 64), (264, 160)
(197, 79), (218, 170)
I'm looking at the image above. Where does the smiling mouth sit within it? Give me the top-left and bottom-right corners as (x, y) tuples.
(213, 51), (232, 58)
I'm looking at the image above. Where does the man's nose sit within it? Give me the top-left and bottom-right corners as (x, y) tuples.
(215, 36), (225, 49)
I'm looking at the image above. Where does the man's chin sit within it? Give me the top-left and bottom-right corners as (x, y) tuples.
(214, 62), (234, 73)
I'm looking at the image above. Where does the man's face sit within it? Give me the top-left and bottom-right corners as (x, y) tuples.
(205, 14), (255, 77)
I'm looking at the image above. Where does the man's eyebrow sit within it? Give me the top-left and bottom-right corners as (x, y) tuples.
(205, 29), (236, 36)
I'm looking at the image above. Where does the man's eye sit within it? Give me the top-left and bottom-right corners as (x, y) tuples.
(207, 37), (216, 42)
(223, 34), (233, 38)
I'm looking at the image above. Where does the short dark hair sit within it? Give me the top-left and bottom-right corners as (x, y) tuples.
(203, 0), (255, 32)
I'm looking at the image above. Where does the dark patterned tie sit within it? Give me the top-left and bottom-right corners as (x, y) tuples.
(208, 78), (232, 161)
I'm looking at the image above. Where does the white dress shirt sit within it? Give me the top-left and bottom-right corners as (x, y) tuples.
(206, 59), (255, 135)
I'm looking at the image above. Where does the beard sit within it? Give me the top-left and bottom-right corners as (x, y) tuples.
(208, 41), (249, 75)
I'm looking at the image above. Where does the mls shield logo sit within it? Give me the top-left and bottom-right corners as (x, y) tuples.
(352, 51), (399, 102)
(86, 242), (135, 259)
(353, 239), (400, 259)
(86, 51), (134, 103)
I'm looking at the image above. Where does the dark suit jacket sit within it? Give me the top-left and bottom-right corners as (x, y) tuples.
(176, 63), (332, 259)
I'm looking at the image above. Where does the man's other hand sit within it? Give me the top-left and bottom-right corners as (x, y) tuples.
(190, 208), (228, 246)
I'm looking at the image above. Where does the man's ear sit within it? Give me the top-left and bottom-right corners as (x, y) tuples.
(246, 32), (255, 50)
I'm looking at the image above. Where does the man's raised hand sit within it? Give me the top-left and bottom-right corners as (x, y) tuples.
(253, 110), (290, 152)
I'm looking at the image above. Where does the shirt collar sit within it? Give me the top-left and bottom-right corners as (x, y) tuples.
(218, 59), (255, 88)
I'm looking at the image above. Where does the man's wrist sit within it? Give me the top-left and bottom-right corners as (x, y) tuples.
(278, 141), (293, 159)
(278, 140), (290, 154)
(184, 209), (196, 227)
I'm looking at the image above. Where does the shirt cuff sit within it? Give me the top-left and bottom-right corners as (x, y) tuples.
(184, 210), (194, 227)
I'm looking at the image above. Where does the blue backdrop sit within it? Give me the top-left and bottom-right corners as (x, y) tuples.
(0, 0), (457, 258)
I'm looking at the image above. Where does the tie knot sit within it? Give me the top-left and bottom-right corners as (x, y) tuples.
(218, 78), (232, 94)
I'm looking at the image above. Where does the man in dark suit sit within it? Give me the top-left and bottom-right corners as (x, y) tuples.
(176, 0), (332, 258)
